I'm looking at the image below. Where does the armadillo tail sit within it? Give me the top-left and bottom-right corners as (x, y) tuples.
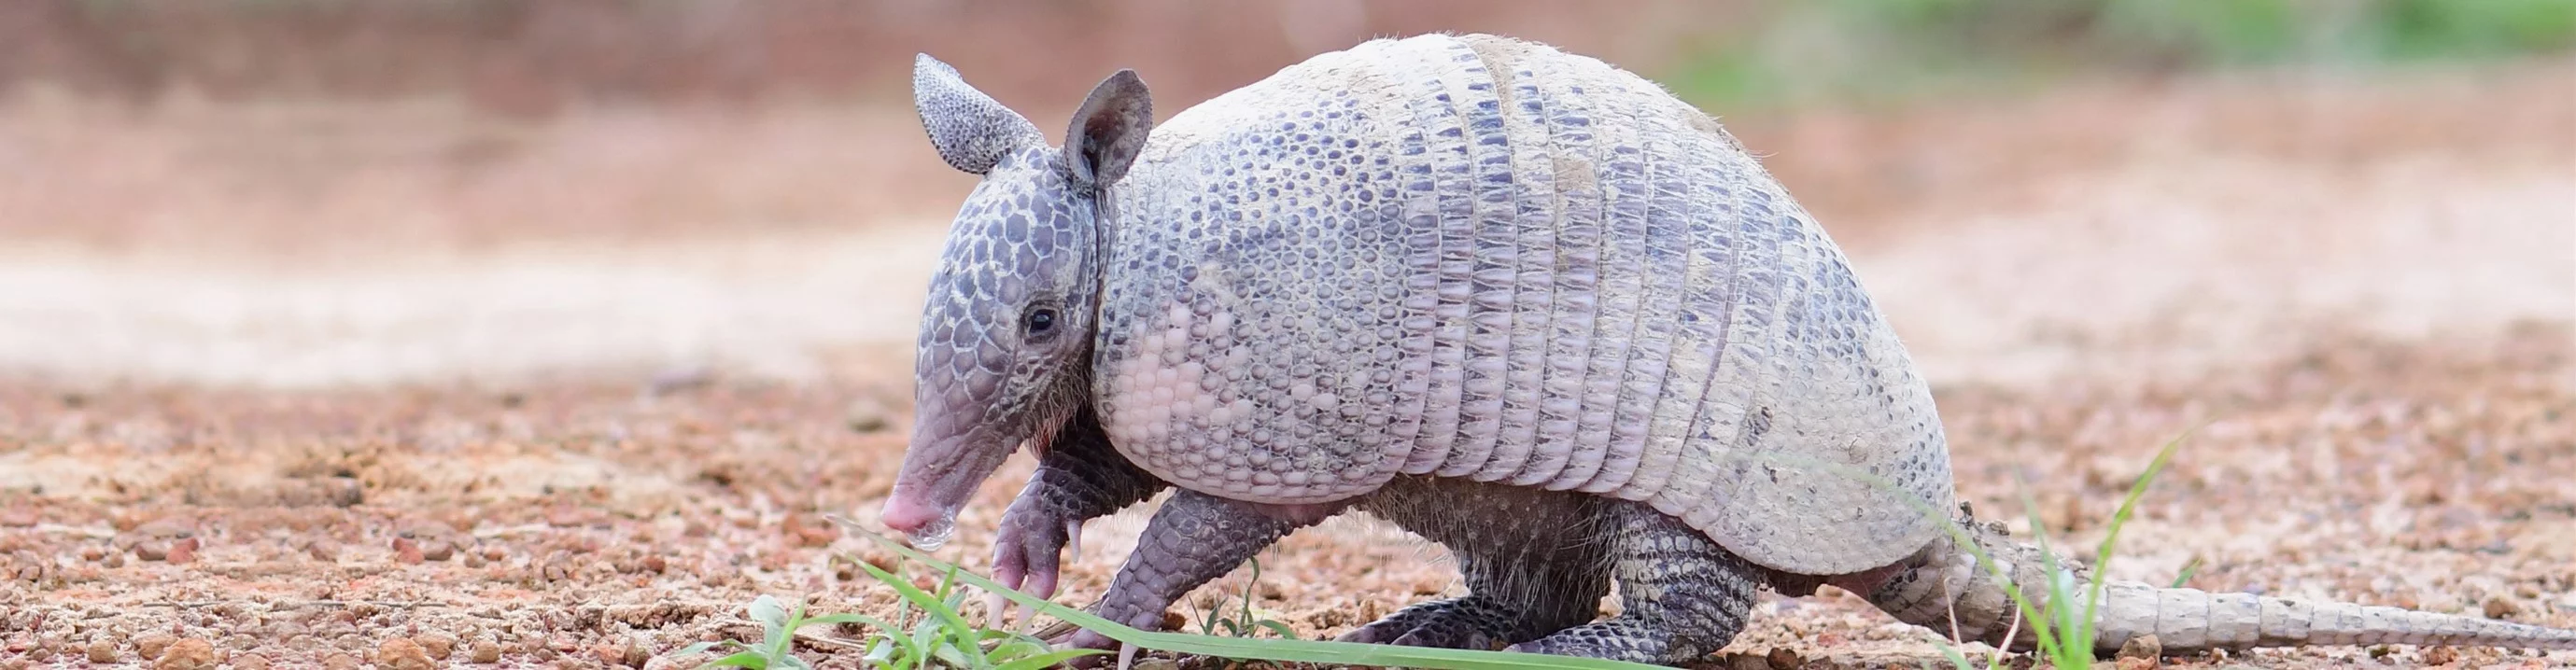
(1857, 516), (2576, 655)
(2087, 580), (2576, 652)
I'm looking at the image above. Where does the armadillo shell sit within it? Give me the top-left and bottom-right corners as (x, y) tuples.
(1091, 34), (1954, 576)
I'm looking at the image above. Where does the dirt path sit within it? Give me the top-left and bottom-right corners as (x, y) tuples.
(2, 62), (2571, 669)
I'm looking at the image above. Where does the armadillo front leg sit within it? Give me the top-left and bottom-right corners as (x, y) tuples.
(993, 407), (1166, 602)
(1507, 501), (1764, 665)
(1054, 488), (1326, 653)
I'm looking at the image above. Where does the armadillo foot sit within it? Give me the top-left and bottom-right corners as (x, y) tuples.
(1335, 595), (1525, 650)
(1505, 501), (1763, 665)
(1050, 489), (1314, 666)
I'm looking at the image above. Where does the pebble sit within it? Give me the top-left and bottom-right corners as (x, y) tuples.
(319, 650), (362, 670)
(846, 397), (892, 433)
(414, 633), (457, 660)
(2485, 596), (2520, 619)
(1766, 647), (1801, 670)
(393, 537), (425, 565)
(230, 652), (271, 670)
(123, 518), (198, 562)
(150, 638), (218, 670)
(2116, 633), (2162, 667)
(374, 637), (435, 670)
(472, 638), (503, 663)
(135, 633), (175, 660)
(85, 638), (118, 663)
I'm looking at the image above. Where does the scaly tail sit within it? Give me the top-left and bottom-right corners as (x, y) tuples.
(1851, 512), (2576, 654)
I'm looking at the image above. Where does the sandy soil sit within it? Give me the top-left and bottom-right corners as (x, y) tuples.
(2, 60), (2572, 669)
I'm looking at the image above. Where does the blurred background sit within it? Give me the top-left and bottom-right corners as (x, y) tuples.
(0, 0), (2566, 389)
(2, 4), (2572, 665)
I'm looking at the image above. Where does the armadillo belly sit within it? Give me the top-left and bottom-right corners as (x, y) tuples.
(1095, 33), (1952, 576)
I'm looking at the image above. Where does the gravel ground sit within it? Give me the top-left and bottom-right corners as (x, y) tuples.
(2, 62), (2571, 669)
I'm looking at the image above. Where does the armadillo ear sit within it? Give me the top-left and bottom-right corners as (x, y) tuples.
(913, 53), (1043, 175)
(1063, 69), (1153, 188)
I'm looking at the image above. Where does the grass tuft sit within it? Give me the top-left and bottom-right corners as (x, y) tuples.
(1934, 427), (2193, 669)
(672, 566), (1105, 670)
(1189, 557), (1302, 640)
(824, 514), (1668, 670)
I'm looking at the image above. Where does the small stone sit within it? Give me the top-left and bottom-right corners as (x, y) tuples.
(164, 537), (198, 565)
(1727, 651), (1769, 670)
(591, 644), (626, 666)
(2117, 634), (2161, 665)
(782, 514), (837, 548)
(123, 518), (197, 562)
(375, 637), (434, 670)
(2484, 596), (2520, 620)
(2115, 658), (2156, 670)
(846, 397), (892, 433)
(471, 638), (503, 663)
(86, 638), (119, 663)
(0, 508), (36, 527)
(393, 537), (425, 565)
(231, 651), (271, 670)
(320, 650), (362, 670)
(414, 633), (457, 660)
(2421, 645), (2459, 665)
(545, 507), (595, 527)
(1766, 647), (1801, 670)
(150, 638), (217, 670)
(135, 634), (176, 660)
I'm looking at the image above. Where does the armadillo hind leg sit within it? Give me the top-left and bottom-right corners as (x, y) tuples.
(1336, 596), (1541, 650)
(1506, 500), (1764, 665)
(1051, 489), (1316, 654)
(1342, 477), (1614, 649)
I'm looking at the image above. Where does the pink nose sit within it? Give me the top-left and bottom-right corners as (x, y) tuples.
(879, 495), (938, 534)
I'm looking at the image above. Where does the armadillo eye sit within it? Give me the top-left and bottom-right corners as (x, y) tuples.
(1023, 307), (1058, 341)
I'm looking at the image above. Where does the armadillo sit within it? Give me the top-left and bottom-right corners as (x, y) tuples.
(878, 33), (2576, 666)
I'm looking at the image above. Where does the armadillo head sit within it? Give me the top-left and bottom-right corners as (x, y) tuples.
(880, 54), (1152, 548)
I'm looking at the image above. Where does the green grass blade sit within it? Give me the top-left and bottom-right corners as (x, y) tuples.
(747, 594), (791, 642)
(704, 650), (771, 669)
(994, 649), (1116, 670)
(828, 514), (1666, 670)
(2170, 556), (2202, 589)
(857, 559), (982, 647)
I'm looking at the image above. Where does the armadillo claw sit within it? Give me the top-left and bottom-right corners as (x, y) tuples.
(990, 504), (1066, 600)
(1064, 518), (1084, 564)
